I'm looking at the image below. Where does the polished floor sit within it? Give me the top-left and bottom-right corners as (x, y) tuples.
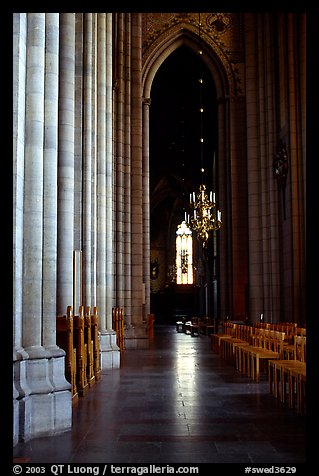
(13, 325), (307, 465)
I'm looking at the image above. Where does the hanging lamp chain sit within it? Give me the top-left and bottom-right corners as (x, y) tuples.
(187, 12), (222, 246)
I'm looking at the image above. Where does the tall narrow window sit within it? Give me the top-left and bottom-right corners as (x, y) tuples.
(176, 220), (193, 284)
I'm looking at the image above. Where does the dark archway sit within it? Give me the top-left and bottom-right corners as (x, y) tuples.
(149, 45), (218, 323)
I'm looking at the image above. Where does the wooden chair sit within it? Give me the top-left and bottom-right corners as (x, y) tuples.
(273, 336), (306, 408)
(232, 325), (256, 372)
(189, 317), (199, 337)
(241, 329), (285, 382)
(176, 320), (184, 332)
(269, 335), (306, 403)
(184, 320), (192, 335)
(289, 365), (306, 414)
(210, 321), (236, 354)
(219, 323), (239, 361)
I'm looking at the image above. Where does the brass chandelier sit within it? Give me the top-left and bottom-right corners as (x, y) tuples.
(186, 13), (222, 247)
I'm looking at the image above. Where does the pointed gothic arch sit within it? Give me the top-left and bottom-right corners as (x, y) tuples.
(142, 21), (249, 322)
(142, 24), (231, 100)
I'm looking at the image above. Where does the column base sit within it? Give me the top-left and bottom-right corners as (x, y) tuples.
(124, 323), (148, 349)
(13, 350), (72, 444)
(100, 330), (121, 370)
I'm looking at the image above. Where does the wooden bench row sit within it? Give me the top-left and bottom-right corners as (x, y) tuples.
(112, 307), (125, 352)
(176, 316), (215, 337)
(56, 305), (101, 404)
(211, 321), (306, 414)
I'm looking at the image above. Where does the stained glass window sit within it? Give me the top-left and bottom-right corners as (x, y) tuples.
(176, 221), (193, 284)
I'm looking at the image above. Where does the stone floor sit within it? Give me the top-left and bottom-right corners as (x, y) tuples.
(13, 325), (308, 466)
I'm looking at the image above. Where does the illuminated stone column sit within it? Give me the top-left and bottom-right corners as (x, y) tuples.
(125, 13), (147, 348)
(21, 13), (55, 441)
(82, 13), (93, 308)
(98, 13), (119, 368)
(42, 13), (60, 349)
(123, 13), (132, 328)
(115, 13), (125, 307)
(13, 12), (29, 446)
(43, 13), (72, 433)
(105, 13), (115, 334)
(57, 13), (75, 314)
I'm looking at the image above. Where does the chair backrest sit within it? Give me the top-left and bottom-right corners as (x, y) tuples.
(294, 335), (306, 362)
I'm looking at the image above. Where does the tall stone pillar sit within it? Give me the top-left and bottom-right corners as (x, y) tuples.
(105, 13), (114, 333)
(43, 12), (72, 433)
(91, 13), (98, 307)
(83, 13), (93, 308)
(57, 13), (75, 314)
(229, 96), (248, 320)
(13, 11), (71, 446)
(42, 13), (60, 349)
(98, 13), (119, 368)
(115, 13), (125, 306)
(245, 13), (264, 322)
(125, 13), (147, 348)
(286, 13), (306, 324)
(124, 13), (132, 327)
(21, 13), (55, 440)
(142, 97), (151, 321)
(13, 12), (29, 446)
(257, 14), (281, 324)
(217, 97), (231, 320)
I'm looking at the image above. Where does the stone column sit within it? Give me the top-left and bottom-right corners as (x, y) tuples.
(83, 13), (93, 308)
(57, 13), (75, 315)
(22, 13), (55, 440)
(217, 97), (230, 320)
(42, 13), (60, 349)
(98, 13), (119, 368)
(115, 13), (125, 306)
(22, 13), (46, 356)
(13, 13), (27, 357)
(13, 12), (29, 446)
(287, 13), (306, 324)
(124, 13), (132, 327)
(125, 13), (147, 348)
(91, 13), (98, 306)
(245, 13), (264, 322)
(43, 12), (72, 433)
(229, 95), (248, 320)
(142, 97), (151, 321)
(74, 15), (83, 256)
(105, 13), (115, 333)
(257, 14), (280, 324)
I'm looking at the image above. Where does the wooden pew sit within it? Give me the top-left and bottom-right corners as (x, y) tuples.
(91, 306), (101, 381)
(56, 306), (78, 405)
(73, 306), (89, 397)
(84, 306), (95, 388)
(112, 307), (125, 352)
